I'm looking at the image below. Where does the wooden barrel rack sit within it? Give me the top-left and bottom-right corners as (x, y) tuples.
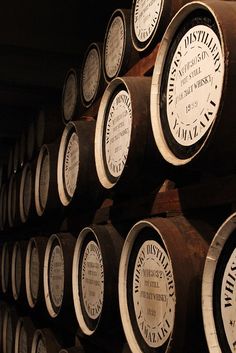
(1, 2), (236, 353)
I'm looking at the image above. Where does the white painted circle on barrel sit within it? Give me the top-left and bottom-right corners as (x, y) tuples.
(150, 2), (226, 166)
(64, 132), (79, 200)
(119, 220), (176, 353)
(39, 153), (50, 212)
(2, 244), (9, 293)
(105, 89), (132, 179)
(63, 71), (77, 121)
(81, 240), (104, 320)
(202, 212), (236, 353)
(12, 243), (22, 299)
(49, 244), (64, 309)
(20, 165), (32, 222)
(133, 0), (163, 44)
(133, 240), (175, 347)
(221, 247), (236, 353)
(82, 47), (100, 103)
(30, 246), (40, 301)
(105, 15), (125, 79)
(166, 25), (224, 147)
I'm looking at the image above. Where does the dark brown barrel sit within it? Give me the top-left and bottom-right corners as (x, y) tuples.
(60, 337), (85, 353)
(0, 183), (8, 231)
(0, 301), (8, 352)
(34, 106), (64, 152)
(43, 233), (76, 320)
(11, 240), (28, 304)
(80, 42), (106, 110)
(151, 1), (236, 174)
(25, 236), (48, 312)
(7, 171), (21, 228)
(202, 212), (236, 353)
(130, 0), (188, 53)
(119, 216), (215, 353)
(103, 8), (139, 82)
(7, 173), (16, 228)
(62, 67), (81, 124)
(31, 328), (61, 353)
(13, 138), (20, 174)
(72, 224), (124, 340)
(14, 316), (35, 353)
(57, 120), (104, 209)
(19, 128), (27, 169)
(19, 160), (37, 224)
(94, 76), (165, 196)
(1, 242), (13, 297)
(2, 305), (18, 353)
(59, 348), (84, 353)
(35, 141), (62, 218)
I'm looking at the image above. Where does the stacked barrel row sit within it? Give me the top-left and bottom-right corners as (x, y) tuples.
(1, 0), (236, 353)
(0, 106), (65, 230)
(61, 0), (191, 124)
(1, 213), (236, 353)
(0, 301), (86, 353)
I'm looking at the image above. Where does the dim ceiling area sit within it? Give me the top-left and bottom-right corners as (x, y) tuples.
(0, 0), (132, 165)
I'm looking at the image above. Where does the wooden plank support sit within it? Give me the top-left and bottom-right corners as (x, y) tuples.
(93, 174), (236, 224)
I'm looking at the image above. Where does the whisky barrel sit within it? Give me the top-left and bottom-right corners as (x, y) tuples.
(11, 240), (28, 303)
(7, 171), (21, 228)
(202, 212), (236, 353)
(80, 42), (106, 110)
(102, 8), (139, 82)
(35, 141), (62, 218)
(14, 316), (35, 353)
(2, 305), (18, 353)
(60, 337), (85, 353)
(0, 301), (8, 351)
(31, 328), (61, 353)
(0, 183), (8, 230)
(62, 67), (81, 123)
(94, 76), (165, 195)
(72, 224), (124, 337)
(130, 0), (188, 53)
(13, 138), (20, 174)
(25, 236), (48, 312)
(44, 233), (76, 319)
(19, 128), (27, 169)
(19, 160), (37, 224)
(119, 216), (215, 353)
(1, 242), (13, 297)
(57, 120), (104, 208)
(151, 1), (236, 174)
(59, 347), (84, 353)
(34, 107), (64, 151)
